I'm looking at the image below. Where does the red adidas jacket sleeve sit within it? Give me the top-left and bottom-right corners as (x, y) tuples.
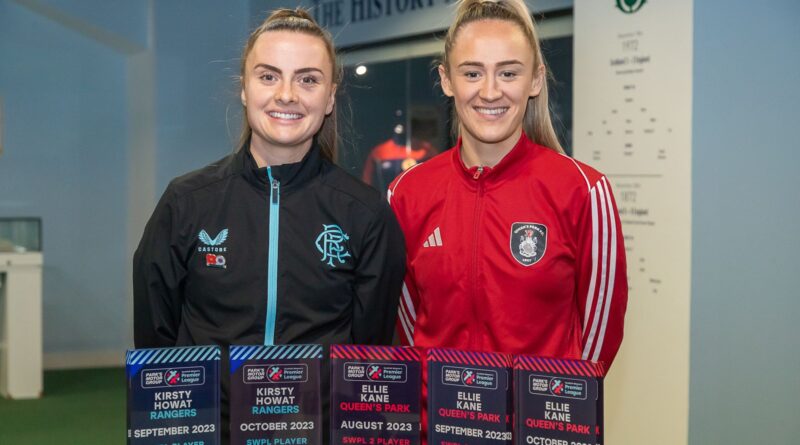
(575, 176), (628, 368)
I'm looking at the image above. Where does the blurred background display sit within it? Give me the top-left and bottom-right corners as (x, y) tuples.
(0, 218), (42, 253)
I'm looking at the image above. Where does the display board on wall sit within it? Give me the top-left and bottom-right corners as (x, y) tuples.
(572, 1), (692, 444)
(256, 0), (572, 47)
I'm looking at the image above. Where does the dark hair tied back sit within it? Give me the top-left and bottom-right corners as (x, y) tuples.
(237, 8), (342, 162)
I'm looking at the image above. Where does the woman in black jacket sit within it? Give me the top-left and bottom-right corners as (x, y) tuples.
(133, 8), (405, 443)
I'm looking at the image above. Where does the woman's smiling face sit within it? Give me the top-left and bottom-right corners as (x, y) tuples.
(440, 19), (543, 151)
(241, 31), (336, 154)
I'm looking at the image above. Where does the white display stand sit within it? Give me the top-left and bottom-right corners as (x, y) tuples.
(0, 252), (43, 399)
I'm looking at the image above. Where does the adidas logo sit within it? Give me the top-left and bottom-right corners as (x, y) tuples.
(423, 227), (443, 248)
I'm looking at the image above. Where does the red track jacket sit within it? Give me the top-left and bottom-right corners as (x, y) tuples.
(389, 132), (627, 367)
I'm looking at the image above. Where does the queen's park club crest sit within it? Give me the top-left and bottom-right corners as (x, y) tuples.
(616, 0), (646, 14)
(510, 222), (547, 267)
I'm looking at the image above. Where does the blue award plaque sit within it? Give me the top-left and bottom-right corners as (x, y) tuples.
(427, 348), (512, 445)
(229, 344), (322, 445)
(513, 355), (604, 445)
(331, 345), (422, 445)
(126, 345), (221, 445)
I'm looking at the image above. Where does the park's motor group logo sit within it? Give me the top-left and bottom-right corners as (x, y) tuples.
(141, 367), (205, 388)
(529, 375), (588, 400)
(441, 366), (498, 390)
(243, 364), (308, 384)
(344, 363), (407, 383)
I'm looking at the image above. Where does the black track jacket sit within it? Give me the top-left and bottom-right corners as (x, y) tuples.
(133, 144), (405, 442)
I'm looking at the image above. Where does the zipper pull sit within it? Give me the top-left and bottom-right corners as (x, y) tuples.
(473, 166), (484, 180)
(266, 166), (279, 204)
(271, 179), (279, 204)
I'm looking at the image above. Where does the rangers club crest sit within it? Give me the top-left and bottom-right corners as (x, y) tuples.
(315, 224), (351, 268)
(510, 222), (547, 266)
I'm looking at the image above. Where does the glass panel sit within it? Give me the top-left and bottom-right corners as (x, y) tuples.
(339, 55), (450, 195)
(0, 218), (42, 252)
(339, 35), (574, 191)
(542, 36), (574, 156)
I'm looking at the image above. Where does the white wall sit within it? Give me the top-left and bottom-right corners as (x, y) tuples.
(0, 0), (130, 365)
(689, 0), (800, 443)
(0, 0), (249, 368)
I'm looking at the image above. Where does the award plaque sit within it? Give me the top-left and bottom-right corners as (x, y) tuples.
(229, 344), (322, 445)
(126, 345), (221, 444)
(514, 355), (605, 445)
(331, 345), (421, 445)
(427, 348), (512, 445)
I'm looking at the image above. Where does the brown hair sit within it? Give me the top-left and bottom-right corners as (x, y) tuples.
(441, 0), (564, 153)
(237, 8), (342, 162)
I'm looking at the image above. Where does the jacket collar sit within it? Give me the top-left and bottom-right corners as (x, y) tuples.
(451, 131), (536, 190)
(237, 140), (325, 193)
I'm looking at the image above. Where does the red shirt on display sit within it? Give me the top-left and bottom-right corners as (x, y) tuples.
(362, 139), (435, 193)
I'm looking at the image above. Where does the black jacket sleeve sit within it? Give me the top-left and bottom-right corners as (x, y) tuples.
(133, 185), (187, 348)
(351, 202), (406, 344)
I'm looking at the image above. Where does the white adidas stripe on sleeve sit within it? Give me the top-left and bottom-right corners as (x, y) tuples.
(592, 177), (619, 362)
(582, 187), (600, 332)
(582, 177), (621, 362)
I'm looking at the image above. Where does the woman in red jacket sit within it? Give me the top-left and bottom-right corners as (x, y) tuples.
(390, 0), (627, 368)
